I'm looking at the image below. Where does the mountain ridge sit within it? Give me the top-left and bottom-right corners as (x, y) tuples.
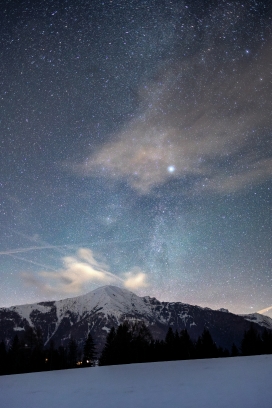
(1, 285), (271, 352)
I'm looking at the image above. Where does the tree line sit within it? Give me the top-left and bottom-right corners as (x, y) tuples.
(0, 322), (272, 375)
(0, 327), (96, 376)
(98, 322), (272, 366)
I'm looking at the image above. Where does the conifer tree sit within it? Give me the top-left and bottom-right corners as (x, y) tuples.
(179, 329), (195, 360)
(241, 324), (262, 356)
(165, 327), (175, 345)
(196, 328), (218, 359)
(67, 338), (78, 368)
(231, 343), (239, 357)
(0, 340), (7, 375)
(261, 329), (272, 355)
(32, 327), (45, 372)
(165, 327), (176, 360)
(9, 334), (23, 374)
(21, 326), (45, 372)
(46, 340), (58, 371)
(58, 345), (68, 370)
(83, 333), (96, 367)
(99, 327), (116, 366)
(113, 323), (133, 365)
(131, 322), (153, 363)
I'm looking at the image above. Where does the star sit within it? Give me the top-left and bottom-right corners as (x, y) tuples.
(167, 166), (175, 173)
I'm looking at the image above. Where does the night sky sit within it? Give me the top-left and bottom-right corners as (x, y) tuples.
(1, 0), (272, 317)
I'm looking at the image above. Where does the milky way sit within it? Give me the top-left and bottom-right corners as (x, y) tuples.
(1, 0), (272, 316)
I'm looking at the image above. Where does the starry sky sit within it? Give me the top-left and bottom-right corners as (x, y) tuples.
(1, 0), (272, 316)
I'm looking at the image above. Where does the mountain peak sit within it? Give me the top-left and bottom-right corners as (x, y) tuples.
(79, 285), (152, 318)
(88, 285), (133, 297)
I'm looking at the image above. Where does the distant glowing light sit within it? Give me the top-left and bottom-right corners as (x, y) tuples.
(167, 165), (175, 173)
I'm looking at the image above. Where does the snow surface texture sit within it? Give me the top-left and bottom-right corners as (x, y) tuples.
(1, 355), (272, 408)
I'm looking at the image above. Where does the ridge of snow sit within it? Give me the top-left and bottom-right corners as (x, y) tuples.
(241, 313), (272, 330)
(74, 285), (153, 318)
(46, 285), (154, 323)
(3, 286), (272, 334)
(1, 286), (155, 327)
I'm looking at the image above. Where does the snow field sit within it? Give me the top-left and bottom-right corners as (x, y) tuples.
(1, 355), (272, 408)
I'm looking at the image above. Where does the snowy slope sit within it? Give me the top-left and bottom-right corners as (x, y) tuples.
(1, 285), (271, 351)
(65, 285), (153, 318)
(0, 286), (155, 347)
(241, 312), (272, 330)
(12, 285), (153, 323)
(1, 355), (272, 408)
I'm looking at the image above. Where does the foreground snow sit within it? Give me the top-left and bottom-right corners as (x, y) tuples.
(1, 355), (272, 408)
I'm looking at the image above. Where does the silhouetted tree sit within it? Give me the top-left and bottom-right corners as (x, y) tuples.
(0, 341), (8, 375)
(261, 329), (272, 355)
(20, 326), (45, 372)
(241, 324), (262, 356)
(67, 338), (78, 368)
(100, 322), (154, 365)
(178, 329), (195, 360)
(83, 333), (96, 367)
(150, 339), (165, 362)
(9, 335), (23, 374)
(130, 322), (153, 363)
(32, 327), (45, 372)
(45, 340), (58, 371)
(231, 343), (239, 357)
(164, 327), (177, 360)
(58, 345), (68, 370)
(99, 327), (117, 366)
(196, 328), (218, 359)
(113, 323), (133, 364)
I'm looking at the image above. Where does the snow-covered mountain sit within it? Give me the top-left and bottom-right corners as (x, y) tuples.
(241, 312), (272, 330)
(1, 285), (271, 352)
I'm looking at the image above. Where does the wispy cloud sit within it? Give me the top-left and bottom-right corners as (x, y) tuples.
(22, 248), (149, 298)
(72, 45), (272, 195)
(123, 268), (149, 290)
(5, 254), (58, 271)
(0, 246), (65, 255)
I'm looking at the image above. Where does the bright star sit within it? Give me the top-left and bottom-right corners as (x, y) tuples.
(167, 165), (175, 173)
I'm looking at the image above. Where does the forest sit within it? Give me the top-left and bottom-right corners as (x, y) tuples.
(1, 322), (272, 375)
